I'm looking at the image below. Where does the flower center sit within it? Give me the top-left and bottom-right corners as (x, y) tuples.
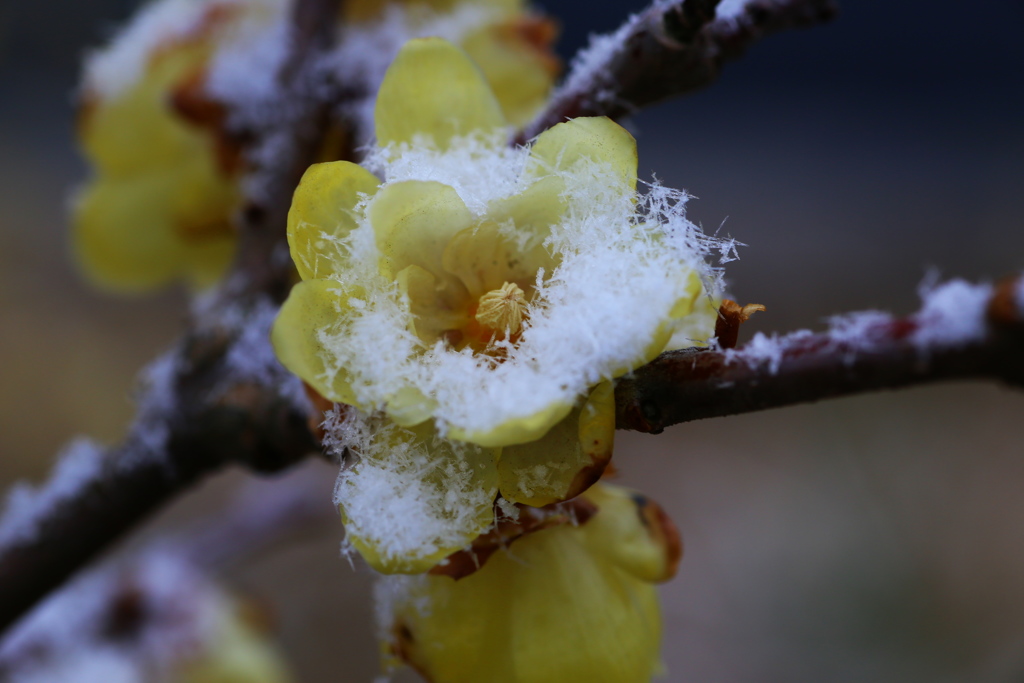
(474, 282), (526, 335)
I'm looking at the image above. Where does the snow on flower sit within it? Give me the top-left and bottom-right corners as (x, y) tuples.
(272, 38), (724, 572)
(274, 37), (721, 447)
(375, 482), (681, 683)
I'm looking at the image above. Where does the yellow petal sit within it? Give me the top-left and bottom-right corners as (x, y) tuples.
(460, 16), (560, 127)
(73, 175), (187, 292)
(338, 421), (499, 574)
(481, 174), (566, 283)
(525, 117), (638, 192)
(383, 484), (664, 683)
(667, 272), (719, 350)
(287, 161), (380, 281)
(271, 279), (357, 405)
(497, 381), (614, 507)
(582, 484), (682, 584)
(441, 221), (541, 300)
(374, 38), (506, 150)
(395, 264), (471, 344)
(384, 384), (438, 428)
(177, 598), (296, 683)
(448, 400), (573, 448)
(370, 180), (474, 287)
(82, 45), (212, 176)
(181, 236), (237, 290)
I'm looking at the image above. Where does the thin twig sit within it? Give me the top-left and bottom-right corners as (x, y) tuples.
(616, 276), (1024, 432)
(517, 0), (838, 142)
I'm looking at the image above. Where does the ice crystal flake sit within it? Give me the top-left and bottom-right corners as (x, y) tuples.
(554, 12), (639, 107)
(726, 329), (809, 374)
(912, 278), (992, 350)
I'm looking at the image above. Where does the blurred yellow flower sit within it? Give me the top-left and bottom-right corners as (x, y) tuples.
(377, 482), (681, 683)
(73, 0), (249, 292)
(176, 595), (295, 683)
(341, 0), (559, 127)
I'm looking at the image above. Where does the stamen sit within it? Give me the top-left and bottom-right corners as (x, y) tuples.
(475, 282), (526, 335)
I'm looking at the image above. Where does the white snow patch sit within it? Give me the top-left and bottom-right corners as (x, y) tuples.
(132, 351), (181, 462)
(726, 330), (811, 374)
(715, 0), (753, 21)
(912, 278), (992, 349)
(219, 297), (310, 410)
(0, 439), (104, 549)
(205, 0), (292, 113)
(327, 408), (495, 567)
(552, 13), (637, 106)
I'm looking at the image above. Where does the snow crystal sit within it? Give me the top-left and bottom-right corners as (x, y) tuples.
(364, 132), (527, 214)
(328, 409), (495, 567)
(552, 13), (638, 107)
(0, 439), (104, 549)
(912, 278), (992, 349)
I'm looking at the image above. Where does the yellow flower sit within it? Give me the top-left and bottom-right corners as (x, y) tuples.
(376, 482), (681, 683)
(340, 0), (559, 127)
(73, 0), (255, 292)
(327, 382), (613, 573)
(176, 594), (295, 683)
(274, 37), (714, 449)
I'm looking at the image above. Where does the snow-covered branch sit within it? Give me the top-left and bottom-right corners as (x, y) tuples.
(616, 275), (1024, 432)
(518, 0), (838, 142)
(0, 0), (342, 636)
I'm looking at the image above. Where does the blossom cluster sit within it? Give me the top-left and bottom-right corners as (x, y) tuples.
(73, 0), (731, 680)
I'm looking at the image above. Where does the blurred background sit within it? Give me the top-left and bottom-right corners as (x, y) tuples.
(2, 0), (1024, 680)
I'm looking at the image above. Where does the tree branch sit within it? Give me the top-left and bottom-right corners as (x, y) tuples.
(616, 276), (1024, 432)
(518, 0), (838, 142)
(0, 0), (343, 637)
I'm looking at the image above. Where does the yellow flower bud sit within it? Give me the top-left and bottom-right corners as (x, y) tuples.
(377, 483), (682, 683)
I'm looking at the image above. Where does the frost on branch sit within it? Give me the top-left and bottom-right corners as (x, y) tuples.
(0, 440), (104, 550)
(723, 278), (996, 375)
